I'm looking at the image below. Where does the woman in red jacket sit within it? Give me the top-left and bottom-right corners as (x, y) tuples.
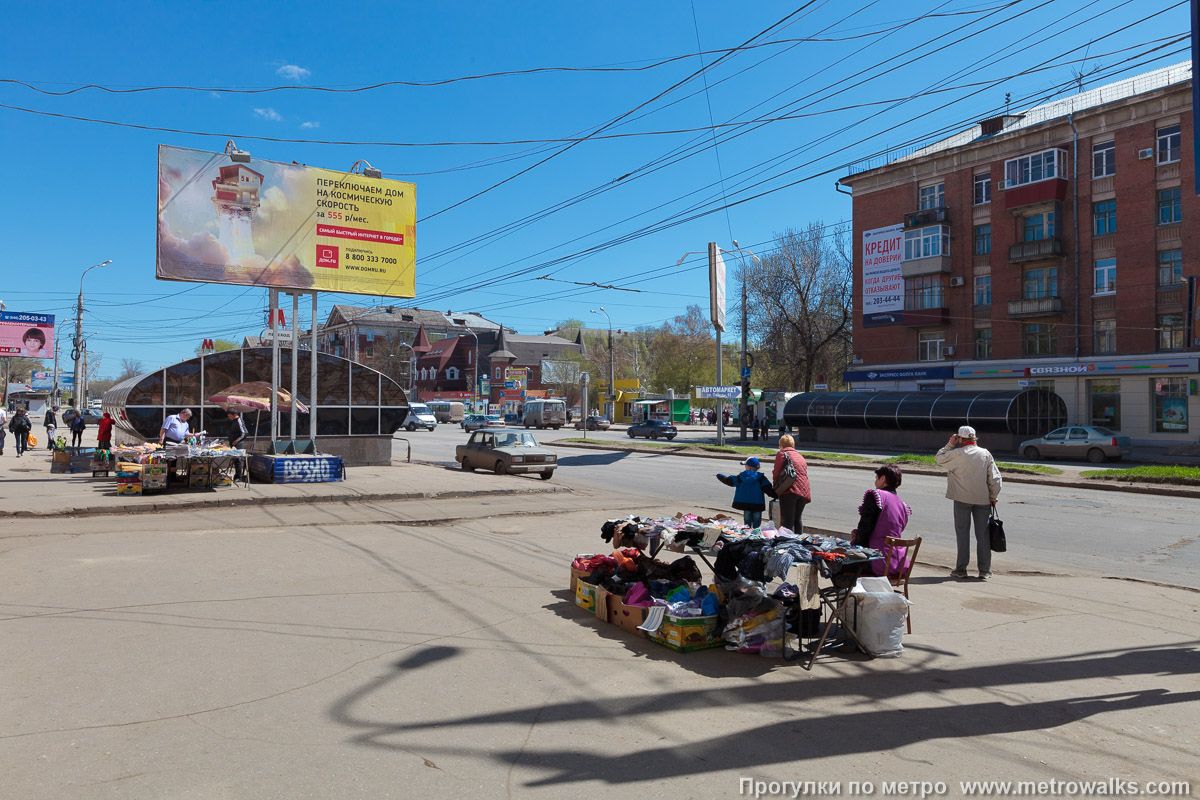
(772, 434), (811, 533)
(96, 412), (115, 451)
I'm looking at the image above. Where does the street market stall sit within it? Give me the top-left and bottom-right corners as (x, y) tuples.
(571, 513), (900, 665)
(107, 440), (249, 494)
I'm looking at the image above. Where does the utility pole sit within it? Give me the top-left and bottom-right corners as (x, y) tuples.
(52, 335), (60, 405)
(738, 239), (748, 441)
(590, 307), (614, 420)
(72, 260), (110, 410)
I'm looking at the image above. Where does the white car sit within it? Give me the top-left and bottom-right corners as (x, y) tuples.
(401, 403), (438, 432)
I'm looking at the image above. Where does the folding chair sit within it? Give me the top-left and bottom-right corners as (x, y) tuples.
(883, 536), (922, 633)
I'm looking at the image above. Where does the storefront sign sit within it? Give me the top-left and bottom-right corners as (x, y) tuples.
(0, 310), (55, 357)
(957, 358), (1198, 380)
(843, 366), (953, 382)
(861, 223), (904, 328)
(157, 145), (416, 297)
(695, 385), (741, 399)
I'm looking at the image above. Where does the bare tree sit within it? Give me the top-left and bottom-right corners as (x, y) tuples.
(117, 358), (145, 382)
(743, 223), (853, 392)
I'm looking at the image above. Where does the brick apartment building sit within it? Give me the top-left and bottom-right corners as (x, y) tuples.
(841, 63), (1199, 445)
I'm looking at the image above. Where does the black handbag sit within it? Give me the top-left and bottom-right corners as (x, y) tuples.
(988, 506), (1007, 552)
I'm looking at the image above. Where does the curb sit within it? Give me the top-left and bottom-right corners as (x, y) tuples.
(0, 483), (572, 520)
(547, 440), (1200, 499)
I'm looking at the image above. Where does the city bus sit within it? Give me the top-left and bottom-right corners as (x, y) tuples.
(521, 398), (567, 430)
(426, 400), (465, 424)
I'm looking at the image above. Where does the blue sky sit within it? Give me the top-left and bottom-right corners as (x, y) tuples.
(0, 0), (1190, 376)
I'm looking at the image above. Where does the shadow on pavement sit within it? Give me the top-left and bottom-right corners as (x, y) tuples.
(555, 451), (634, 467)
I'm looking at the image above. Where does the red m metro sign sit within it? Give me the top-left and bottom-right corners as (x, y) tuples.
(316, 244), (339, 268)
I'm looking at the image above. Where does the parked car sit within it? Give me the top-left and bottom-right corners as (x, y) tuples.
(627, 419), (677, 440)
(485, 414), (506, 427)
(455, 429), (556, 479)
(1019, 426), (1132, 463)
(61, 408), (103, 425)
(461, 414), (491, 432)
(400, 403), (438, 432)
(574, 415), (611, 431)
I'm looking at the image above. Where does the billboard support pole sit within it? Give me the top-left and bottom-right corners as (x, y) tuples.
(270, 288), (279, 444)
(311, 292), (318, 446)
(290, 292), (299, 442)
(715, 331), (724, 447)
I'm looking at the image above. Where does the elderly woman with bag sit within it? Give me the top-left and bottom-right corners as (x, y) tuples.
(772, 434), (811, 534)
(851, 464), (912, 576)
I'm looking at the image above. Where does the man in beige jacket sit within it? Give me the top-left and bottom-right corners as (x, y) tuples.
(934, 425), (1002, 580)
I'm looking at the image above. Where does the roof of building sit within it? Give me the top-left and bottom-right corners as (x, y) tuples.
(324, 304), (509, 332)
(415, 335), (467, 373)
(846, 61), (1192, 179)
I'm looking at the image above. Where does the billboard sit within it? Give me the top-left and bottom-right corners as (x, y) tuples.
(709, 242), (726, 332)
(861, 224), (904, 327)
(31, 371), (73, 391)
(0, 311), (55, 357)
(157, 145), (416, 297)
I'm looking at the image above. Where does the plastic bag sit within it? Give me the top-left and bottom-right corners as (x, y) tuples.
(850, 577), (910, 658)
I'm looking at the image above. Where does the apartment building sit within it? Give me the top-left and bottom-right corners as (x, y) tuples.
(841, 63), (1199, 444)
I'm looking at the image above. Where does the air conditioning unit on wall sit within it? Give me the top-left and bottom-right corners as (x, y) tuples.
(949, 276), (966, 287)
(943, 346), (956, 356)
(1138, 148), (1154, 160)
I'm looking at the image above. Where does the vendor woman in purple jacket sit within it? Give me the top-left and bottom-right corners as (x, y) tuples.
(851, 464), (912, 576)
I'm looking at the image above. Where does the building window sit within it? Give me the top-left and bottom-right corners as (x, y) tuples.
(973, 224), (991, 255)
(903, 224), (949, 260)
(1093, 258), (1116, 295)
(1092, 200), (1116, 236)
(1089, 379), (1121, 430)
(495, 367), (501, 379)
(905, 274), (946, 310)
(1023, 266), (1058, 299)
(1158, 249), (1183, 287)
(1004, 148), (1066, 187)
(1152, 377), (1189, 432)
(1022, 211), (1056, 241)
(1157, 314), (1184, 351)
(918, 330), (945, 362)
(974, 275), (991, 306)
(1092, 141), (1115, 177)
(919, 183), (945, 210)
(446, 366), (459, 380)
(1094, 318), (1116, 355)
(973, 173), (991, 205)
(1157, 124), (1181, 164)
(1158, 188), (1182, 225)
(1022, 323), (1056, 356)
(365, 346), (374, 357)
(974, 328), (992, 359)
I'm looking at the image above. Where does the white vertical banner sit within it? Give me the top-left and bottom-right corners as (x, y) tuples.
(709, 242), (726, 332)
(862, 223), (904, 327)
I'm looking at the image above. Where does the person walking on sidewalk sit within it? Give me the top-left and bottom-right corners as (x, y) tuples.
(715, 457), (775, 528)
(935, 425), (1002, 581)
(96, 412), (114, 452)
(68, 411), (87, 454)
(10, 408), (32, 457)
(43, 405), (58, 450)
(772, 434), (812, 534)
(0, 406), (7, 455)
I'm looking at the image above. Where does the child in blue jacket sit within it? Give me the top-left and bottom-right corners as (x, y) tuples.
(715, 457), (776, 528)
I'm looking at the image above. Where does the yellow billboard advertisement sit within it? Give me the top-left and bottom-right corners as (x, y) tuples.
(157, 145), (415, 297)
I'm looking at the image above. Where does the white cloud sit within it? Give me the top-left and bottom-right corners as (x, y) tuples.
(275, 64), (310, 82)
(300, 121), (320, 129)
(253, 107), (283, 121)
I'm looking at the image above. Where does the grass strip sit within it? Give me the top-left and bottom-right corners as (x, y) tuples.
(1079, 465), (1200, 485)
(882, 453), (1061, 475)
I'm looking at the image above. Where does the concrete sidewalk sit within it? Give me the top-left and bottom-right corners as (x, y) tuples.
(0, 445), (568, 518)
(1, 497), (1196, 799)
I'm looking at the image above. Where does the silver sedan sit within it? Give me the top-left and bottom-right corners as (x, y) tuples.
(1020, 426), (1133, 463)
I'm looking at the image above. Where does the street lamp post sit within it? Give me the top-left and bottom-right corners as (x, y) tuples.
(727, 241), (762, 441)
(455, 324), (481, 413)
(390, 342), (416, 396)
(73, 260), (110, 407)
(590, 307), (614, 421)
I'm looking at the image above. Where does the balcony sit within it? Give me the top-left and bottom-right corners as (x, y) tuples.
(1157, 285), (1185, 309)
(1003, 176), (1068, 210)
(904, 206), (949, 228)
(1009, 237), (1063, 263)
(904, 307), (950, 326)
(1007, 296), (1063, 319)
(901, 254), (952, 277)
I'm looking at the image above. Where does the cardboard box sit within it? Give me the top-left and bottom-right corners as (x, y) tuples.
(608, 596), (650, 638)
(189, 463), (211, 475)
(574, 581), (600, 614)
(52, 450), (72, 464)
(143, 465), (167, 476)
(188, 474), (211, 489)
(142, 476), (167, 490)
(648, 613), (723, 652)
(116, 483), (143, 496)
(569, 555), (600, 594)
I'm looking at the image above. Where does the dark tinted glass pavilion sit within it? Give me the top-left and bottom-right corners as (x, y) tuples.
(103, 348), (409, 441)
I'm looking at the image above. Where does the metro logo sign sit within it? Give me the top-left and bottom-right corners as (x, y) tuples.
(201, 338), (215, 351)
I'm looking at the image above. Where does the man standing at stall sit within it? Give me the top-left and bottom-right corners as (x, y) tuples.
(159, 408), (192, 446)
(935, 425), (1002, 581)
(43, 405), (58, 450)
(226, 410), (247, 482)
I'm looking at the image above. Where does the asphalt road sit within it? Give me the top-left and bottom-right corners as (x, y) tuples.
(394, 424), (1200, 590)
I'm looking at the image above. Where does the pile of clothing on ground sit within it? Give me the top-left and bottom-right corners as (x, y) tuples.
(713, 530), (882, 583)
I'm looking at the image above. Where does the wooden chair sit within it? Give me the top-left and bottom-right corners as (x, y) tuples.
(882, 536), (922, 633)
